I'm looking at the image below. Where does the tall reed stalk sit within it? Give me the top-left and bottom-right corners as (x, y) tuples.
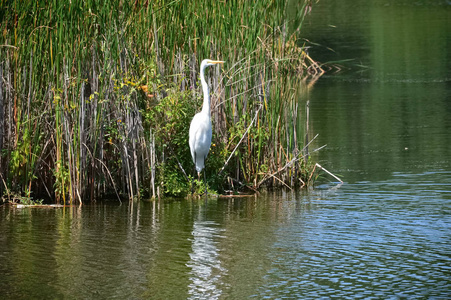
(0, 0), (321, 202)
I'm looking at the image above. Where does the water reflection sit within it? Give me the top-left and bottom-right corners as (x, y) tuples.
(302, 1), (451, 184)
(187, 216), (225, 299)
(1, 181), (450, 299)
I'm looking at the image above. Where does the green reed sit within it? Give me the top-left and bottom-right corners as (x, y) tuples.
(152, 0), (320, 191)
(0, 0), (320, 202)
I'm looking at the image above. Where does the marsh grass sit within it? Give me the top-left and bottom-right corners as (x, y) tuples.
(0, 0), (321, 202)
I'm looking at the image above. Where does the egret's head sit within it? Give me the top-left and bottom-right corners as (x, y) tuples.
(201, 59), (225, 69)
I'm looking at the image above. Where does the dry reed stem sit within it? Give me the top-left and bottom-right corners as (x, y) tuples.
(315, 163), (343, 183)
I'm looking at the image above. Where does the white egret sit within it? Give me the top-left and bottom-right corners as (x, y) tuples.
(189, 59), (224, 193)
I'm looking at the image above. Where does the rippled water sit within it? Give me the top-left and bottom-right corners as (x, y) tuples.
(1, 177), (450, 299)
(261, 174), (451, 298)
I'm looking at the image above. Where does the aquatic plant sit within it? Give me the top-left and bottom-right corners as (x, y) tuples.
(0, 0), (320, 202)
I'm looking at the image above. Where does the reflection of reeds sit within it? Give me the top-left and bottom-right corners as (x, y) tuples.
(0, 0), (321, 202)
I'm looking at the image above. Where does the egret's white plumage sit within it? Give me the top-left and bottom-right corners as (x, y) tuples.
(189, 59), (224, 177)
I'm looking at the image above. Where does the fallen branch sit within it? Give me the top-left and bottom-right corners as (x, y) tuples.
(266, 173), (293, 190)
(315, 163), (343, 183)
(218, 194), (255, 198)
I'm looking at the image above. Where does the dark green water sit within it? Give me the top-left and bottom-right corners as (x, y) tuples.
(1, 1), (451, 299)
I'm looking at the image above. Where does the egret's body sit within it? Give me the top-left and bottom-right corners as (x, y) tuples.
(189, 59), (224, 188)
(189, 111), (212, 174)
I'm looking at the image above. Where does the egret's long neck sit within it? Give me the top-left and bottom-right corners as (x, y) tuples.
(200, 66), (210, 116)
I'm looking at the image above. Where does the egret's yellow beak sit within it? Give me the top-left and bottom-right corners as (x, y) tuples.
(210, 60), (225, 64)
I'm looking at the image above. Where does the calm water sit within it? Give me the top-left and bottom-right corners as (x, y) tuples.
(1, 1), (451, 299)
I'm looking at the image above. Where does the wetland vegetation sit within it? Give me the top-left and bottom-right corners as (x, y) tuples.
(0, 0), (322, 204)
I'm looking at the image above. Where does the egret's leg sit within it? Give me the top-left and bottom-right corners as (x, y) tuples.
(191, 176), (195, 195)
(191, 152), (197, 194)
(204, 169), (207, 196)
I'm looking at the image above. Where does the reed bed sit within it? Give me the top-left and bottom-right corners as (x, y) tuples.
(0, 0), (321, 203)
